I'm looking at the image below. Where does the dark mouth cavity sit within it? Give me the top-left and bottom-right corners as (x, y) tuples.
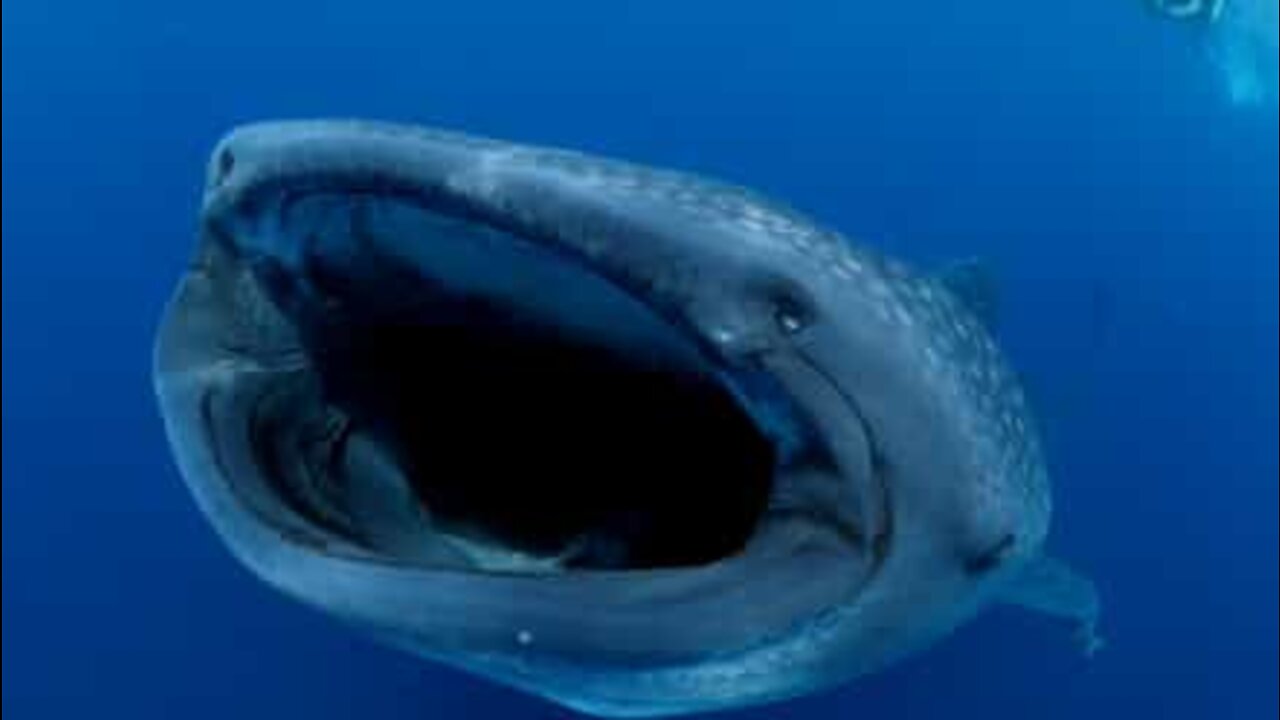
(236, 192), (779, 573)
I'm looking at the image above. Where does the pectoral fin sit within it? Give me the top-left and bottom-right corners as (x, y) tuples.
(998, 555), (1103, 657)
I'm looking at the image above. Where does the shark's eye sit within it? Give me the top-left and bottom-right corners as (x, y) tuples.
(761, 280), (815, 336)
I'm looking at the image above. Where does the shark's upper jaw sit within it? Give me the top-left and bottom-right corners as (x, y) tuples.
(176, 123), (890, 589)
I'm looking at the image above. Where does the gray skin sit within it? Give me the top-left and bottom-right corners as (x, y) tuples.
(155, 120), (1099, 717)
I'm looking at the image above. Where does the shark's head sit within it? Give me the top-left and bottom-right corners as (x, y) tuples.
(156, 121), (1057, 716)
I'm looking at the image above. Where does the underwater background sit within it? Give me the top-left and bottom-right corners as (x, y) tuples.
(3, 1), (1276, 718)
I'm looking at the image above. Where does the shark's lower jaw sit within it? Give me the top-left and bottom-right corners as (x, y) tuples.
(209, 189), (832, 575)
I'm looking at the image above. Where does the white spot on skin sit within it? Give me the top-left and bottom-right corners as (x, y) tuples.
(768, 219), (797, 236)
(711, 327), (736, 345)
(923, 345), (940, 369)
(867, 280), (891, 302)
(893, 304), (914, 328)
(983, 362), (1000, 385)
(516, 630), (534, 646)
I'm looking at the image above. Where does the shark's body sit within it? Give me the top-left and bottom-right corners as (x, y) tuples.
(155, 121), (1098, 716)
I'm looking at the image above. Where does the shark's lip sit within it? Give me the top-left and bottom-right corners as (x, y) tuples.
(200, 120), (850, 354)
(203, 123), (718, 357)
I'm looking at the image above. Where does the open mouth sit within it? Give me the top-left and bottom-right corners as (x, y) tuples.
(195, 185), (848, 576)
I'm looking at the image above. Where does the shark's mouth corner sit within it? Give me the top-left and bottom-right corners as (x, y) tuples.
(173, 185), (848, 578)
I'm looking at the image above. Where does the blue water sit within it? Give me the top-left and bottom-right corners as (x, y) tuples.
(3, 2), (1276, 718)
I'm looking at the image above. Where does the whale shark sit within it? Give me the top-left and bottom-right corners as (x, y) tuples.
(154, 120), (1100, 717)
